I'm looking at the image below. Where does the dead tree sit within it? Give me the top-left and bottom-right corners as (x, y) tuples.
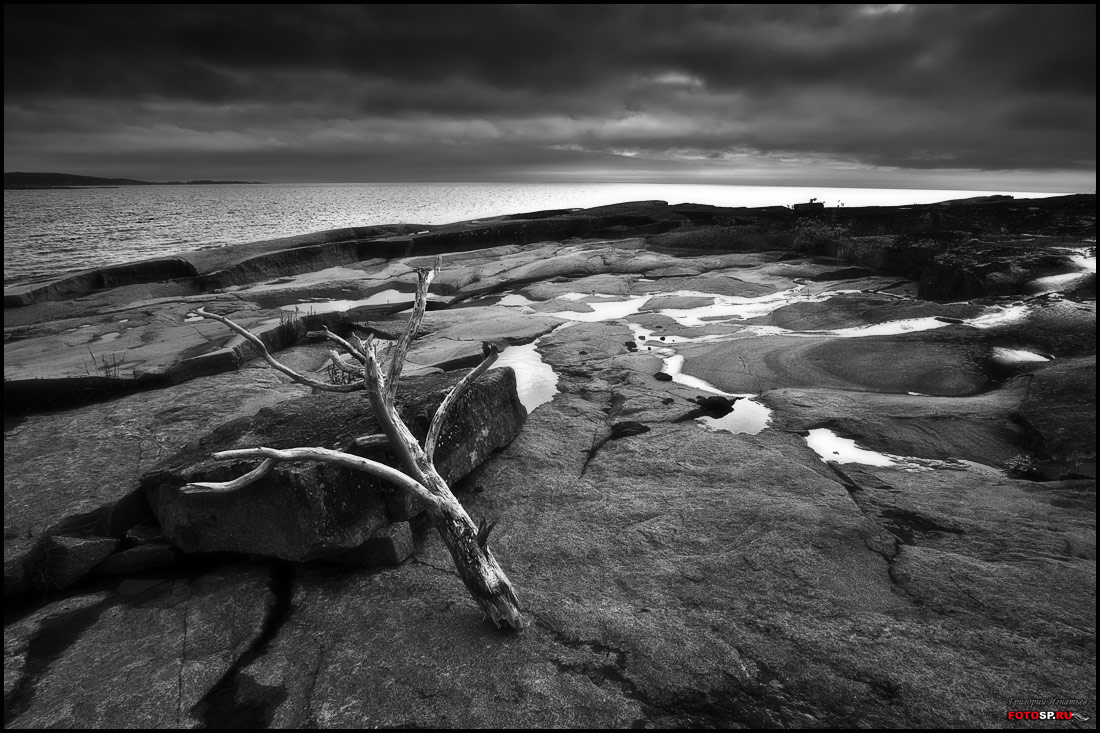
(184, 262), (524, 629)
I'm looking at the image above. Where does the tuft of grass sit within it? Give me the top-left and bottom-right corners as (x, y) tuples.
(85, 348), (125, 379)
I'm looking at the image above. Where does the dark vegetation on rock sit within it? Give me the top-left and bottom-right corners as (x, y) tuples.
(3, 193), (1095, 727)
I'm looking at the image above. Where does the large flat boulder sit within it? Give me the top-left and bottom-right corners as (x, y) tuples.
(3, 368), (313, 596)
(143, 368), (526, 561)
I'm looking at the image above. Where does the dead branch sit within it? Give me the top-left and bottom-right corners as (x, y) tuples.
(322, 326), (367, 364)
(184, 447), (440, 507)
(195, 307), (363, 392)
(424, 345), (499, 462)
(185, 264), (525, 630)
(385, 259), (438, 403)
(180, 457), (278, 494)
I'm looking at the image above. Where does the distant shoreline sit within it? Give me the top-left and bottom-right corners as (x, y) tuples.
(4, 172), (264, 190)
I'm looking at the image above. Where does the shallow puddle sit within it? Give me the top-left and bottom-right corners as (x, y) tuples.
(805, 428), (980, 472)
(547, 295), (650, 322)
(991, 347), (1052, 364)
(496, 293), (538, 307)
(490, 339), (559, 413)
(657, 288), (811, 326)
(1027, 271), (1094, 294)
(806, 428), (896, 466)
(697, 399), (771, 435)
(279, 289), (412, 314)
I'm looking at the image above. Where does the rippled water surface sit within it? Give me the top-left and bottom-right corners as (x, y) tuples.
(3, 182), (1063, 287)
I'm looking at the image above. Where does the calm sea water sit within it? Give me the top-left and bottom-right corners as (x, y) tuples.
(2, 182), (1066, 287)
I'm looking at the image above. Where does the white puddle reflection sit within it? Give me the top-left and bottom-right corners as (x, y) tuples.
(806, 428), (979, 472)
(965, 304), (1030, 328)
(658, 288), (813, 326)
(490, 339), (559, 414)
(806, 428), (896, 466)
(279, 289), (443, 315)
(547, 296), (650, 322)
(658, 353), (773, 435)
(661, 354), (736, 395)
(1027, 271), (1093, 293)
(497, 293), (538, 307)
(991, 347), (1052, 364)
(698, 399), (772, 435)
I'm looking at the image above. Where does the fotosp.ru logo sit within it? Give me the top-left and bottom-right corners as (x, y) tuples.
(1004, 696), (1090, 722)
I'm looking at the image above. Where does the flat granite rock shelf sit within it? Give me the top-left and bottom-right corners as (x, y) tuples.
(3, 195), (1095, 728)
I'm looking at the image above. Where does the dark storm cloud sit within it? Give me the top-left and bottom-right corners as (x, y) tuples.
(4, 4), (1094, 185)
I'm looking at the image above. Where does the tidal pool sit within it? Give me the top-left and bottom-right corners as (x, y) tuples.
(805, 428), (896, 467)
(490, 338), (559, 413)
(279, 289), (443, 315)
(805, 428), (981, 472)
(991, 347), (1052, 364)
(697, 399), (772, 435)
(547, 295), (650, 322)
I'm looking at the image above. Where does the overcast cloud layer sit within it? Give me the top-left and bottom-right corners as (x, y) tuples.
(4, 4), (1095, 190)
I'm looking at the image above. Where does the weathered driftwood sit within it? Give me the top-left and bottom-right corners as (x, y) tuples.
(187, 264), (525, 629)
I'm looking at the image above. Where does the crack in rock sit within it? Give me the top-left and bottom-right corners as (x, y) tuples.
(189, 562), (295, 729)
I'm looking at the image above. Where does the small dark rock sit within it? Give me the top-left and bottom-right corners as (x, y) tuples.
(609, 421), (651, 439)
(694, 395), (742, 418)
(332, 522), (415, 567)
(654, 372), (673, 381)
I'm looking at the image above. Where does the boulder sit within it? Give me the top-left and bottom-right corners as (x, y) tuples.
(143, 368), (526, 562)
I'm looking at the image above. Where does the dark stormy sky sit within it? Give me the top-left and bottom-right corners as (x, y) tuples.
(4, 4), (1095, 190)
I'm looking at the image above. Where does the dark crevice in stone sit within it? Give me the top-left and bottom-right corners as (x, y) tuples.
(579, 391), (650, 477)
(3, 595), (117, 726)
(190, 562), (295, 729)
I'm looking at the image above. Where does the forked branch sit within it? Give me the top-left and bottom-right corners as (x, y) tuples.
(386, 260), (438, 403)
(424, 345), (499, 462)
(185, 263), (525, 630)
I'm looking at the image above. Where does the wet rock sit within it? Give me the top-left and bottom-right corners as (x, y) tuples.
(144, 369), (526, 562)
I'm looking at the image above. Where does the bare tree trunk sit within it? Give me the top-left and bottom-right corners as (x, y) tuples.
(189, 262), (525, 629)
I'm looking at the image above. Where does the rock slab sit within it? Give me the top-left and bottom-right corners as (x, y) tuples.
(144, 368), (526, 562)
